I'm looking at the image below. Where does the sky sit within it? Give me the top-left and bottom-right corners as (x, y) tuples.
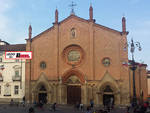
(0, 0), (150, 69)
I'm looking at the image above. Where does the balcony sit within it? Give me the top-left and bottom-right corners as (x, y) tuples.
(12, 76), (21, 81)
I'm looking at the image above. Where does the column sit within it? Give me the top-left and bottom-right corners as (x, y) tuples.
(82, 84), (87, 105)
(53, 85), (57, 103)
(58, 83), (62, 104)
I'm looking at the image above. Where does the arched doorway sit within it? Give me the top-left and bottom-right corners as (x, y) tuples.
(38, 85), (47, 104)
(62, 69), (85, 105)
(103, 85), (114, 106)
(66, 75), (81, 104)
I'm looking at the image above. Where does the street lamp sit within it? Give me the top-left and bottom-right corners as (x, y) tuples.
(129, 38), (142, 106)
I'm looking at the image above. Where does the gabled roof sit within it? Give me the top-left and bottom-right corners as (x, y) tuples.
(0, 44), (26, 51)
(31, 26), (54, 41)
(59, 14), (89, 25)
(31, 14), (122, 40)
(59, 15), (121, 34)
(0, 40), (10, 45)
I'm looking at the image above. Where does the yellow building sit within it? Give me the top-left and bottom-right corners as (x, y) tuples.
(0, 41), (26, 103)
(147, 70), (150, 96)
(129, 62), (148, 104)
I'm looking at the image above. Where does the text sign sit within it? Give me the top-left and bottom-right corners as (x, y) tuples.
(5, 51), (32, 59)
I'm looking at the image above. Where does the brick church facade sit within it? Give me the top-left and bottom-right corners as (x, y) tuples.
(25, 5), (147, 105)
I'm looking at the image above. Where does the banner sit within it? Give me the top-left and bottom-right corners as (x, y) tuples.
(5, 51), (32, 59)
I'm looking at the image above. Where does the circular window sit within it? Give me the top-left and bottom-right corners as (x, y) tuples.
(63, 45), (84, 66)
(40, 61), (46, 69)
(102, 58), (110, 67)
(68, 50), (81, 62)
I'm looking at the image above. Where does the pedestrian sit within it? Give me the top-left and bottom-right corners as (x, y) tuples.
(80, 103), (84, 111)
(146, 106), (150, 113)
(33, 100), (37, 107)
(76, 102), (80, 110)
(22, 96), (25, 107)
(10, 99), (14, 106)
(39, 100), (43, 109)
(52, 102), (57, 111)
(103, 111), (108, 113)
(90, 99), (94, 109)
(86, 106), (91, 113)
(23, 96), (25, 102)
(29, 107), (34, 113)
(143, 102), (148, 113)
(126, 106), (130, 113)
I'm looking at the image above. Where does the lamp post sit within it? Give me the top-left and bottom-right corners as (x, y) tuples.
(129, 38), (142, 106)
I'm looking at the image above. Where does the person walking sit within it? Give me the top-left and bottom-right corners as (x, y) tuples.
(52, 103), (57, 111)
(76, 102), (80, 110)
(10, 99), (14, 106)
(28, 107), (34, 113)
(22, 96), (25, 107)
(85, 106), (91, 113)
(90, 99), (94, 109)
(80, 103), (84, 111)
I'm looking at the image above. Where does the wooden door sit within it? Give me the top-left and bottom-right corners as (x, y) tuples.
(67, 85), (81, 104)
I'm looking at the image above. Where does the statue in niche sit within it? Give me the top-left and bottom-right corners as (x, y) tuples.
(71, 28), (76, 38)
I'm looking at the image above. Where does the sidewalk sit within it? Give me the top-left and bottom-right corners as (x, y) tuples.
(0, 104), (127, 113)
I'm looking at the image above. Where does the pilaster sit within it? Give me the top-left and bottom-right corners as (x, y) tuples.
(89, 21), (95, 80)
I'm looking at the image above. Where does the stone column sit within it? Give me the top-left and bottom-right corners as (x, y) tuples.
(32, 92), (34, 103)
(47, 92), (51, 104)
(61, 84), (67, 104)
(53, 85), (57, 103)
(95, 89), (99, 105)
(82, 84), (87, 105)
(115, 93), (121, 105)
(99, 94), (103, 105)
(58, 83), (62, 104)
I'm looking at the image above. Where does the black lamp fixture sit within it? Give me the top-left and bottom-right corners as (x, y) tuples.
(128, 38), (142, 106)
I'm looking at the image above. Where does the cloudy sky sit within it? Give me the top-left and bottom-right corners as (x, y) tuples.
(0, 0), (150, 69)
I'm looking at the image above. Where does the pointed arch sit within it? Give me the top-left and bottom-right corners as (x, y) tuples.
(62, 69), (86, 84)
(100, 82), (118, 93)
(32, 72), (52, 93)
(97, 71), (120, 93)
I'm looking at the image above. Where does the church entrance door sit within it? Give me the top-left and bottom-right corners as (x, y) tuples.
(38, 93), (47, 104)
(103, 94), (114, 106)
(67, 85), (81, 104)
(102, 85), (114, 106)
(38, 85), (47, 104)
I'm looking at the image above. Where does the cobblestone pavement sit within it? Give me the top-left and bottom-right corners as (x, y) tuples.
(0, 104), (128, 113)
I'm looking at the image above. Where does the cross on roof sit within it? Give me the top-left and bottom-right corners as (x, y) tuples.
(69, 1), (77, 15)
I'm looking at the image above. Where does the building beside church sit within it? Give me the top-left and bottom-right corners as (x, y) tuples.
(147, 70), (150, 96)
(128, 61), (148, 104)
(0, 40), (26, 103)
(25, 5), (148, 106)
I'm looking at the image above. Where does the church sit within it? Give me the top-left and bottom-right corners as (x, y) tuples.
(25, 5), (147, 106)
